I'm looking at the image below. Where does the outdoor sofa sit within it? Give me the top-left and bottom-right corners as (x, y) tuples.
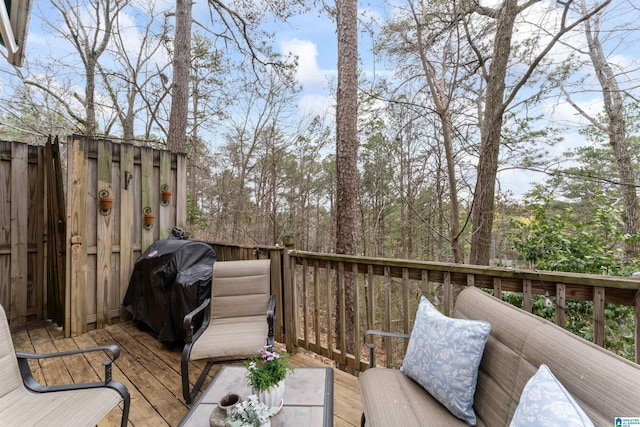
(359, 286), (640, 426)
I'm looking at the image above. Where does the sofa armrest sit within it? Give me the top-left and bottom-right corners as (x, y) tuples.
(363, 330), (411, 369)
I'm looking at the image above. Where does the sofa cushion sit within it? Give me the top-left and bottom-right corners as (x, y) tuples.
(359, 367), (469, 427)
(509, 364), (593, 427)
(400, 296), (491, 425)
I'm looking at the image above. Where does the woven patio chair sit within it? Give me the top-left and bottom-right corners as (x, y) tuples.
(0, 304), (130, 427)
(181, 258), (276, 403)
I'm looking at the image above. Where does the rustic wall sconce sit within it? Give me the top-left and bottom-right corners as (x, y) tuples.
(99, 190), (112, 215)
(143, 207), (155, 229)
(161, 184), (172, 206)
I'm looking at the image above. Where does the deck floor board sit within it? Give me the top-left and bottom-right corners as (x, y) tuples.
(11, 321), (362, 427)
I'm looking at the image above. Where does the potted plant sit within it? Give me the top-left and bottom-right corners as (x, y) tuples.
(224, 395), (277, 427)
(245, 345), (294, 408)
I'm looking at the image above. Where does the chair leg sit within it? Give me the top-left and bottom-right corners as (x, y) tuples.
(120, 390), (131, 427)
(182, 356), (215, 404)
(361, 412), (366, 427)
(181, 344), (193, 403)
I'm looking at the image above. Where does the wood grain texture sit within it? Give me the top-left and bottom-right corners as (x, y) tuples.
(11, 142), (28, 325)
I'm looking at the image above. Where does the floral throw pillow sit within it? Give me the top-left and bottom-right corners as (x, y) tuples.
(510, 364), (594, 427)
(400, 296), (491, 426)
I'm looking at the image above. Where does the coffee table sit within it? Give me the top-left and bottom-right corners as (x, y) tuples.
(178, 366), (334, 426)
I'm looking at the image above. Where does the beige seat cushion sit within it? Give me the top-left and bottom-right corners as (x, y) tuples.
(190, 316), (269, 360)
(0, 378), (122, 427)
(359, 368), (469, 427)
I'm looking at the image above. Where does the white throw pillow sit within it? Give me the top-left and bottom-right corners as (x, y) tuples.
(510, 364), (594, 427)
(400, 296), (491, 425)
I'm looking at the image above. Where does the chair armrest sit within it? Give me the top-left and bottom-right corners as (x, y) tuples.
(267, 294), (276, 346)
(363, 330), (411, 370)
(183, 298), (211, 343)
(16, 345), (122, 391)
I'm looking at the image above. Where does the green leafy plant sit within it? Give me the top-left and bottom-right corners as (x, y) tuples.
(224, 395), (277, 427)
(245, 345), (294, 391)
(507, 186), (638, 360)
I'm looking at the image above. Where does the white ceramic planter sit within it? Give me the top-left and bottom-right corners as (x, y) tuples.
(255, 380), (285, 409)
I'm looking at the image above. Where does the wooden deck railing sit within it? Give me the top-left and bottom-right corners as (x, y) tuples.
(284, 250), (640, 369)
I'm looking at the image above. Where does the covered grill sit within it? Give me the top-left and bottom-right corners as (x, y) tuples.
(123, 239), (217, 343)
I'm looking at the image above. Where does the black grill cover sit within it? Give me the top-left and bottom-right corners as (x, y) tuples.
(123, 239), (217, 343)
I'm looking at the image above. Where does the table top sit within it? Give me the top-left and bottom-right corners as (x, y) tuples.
(179, 366), (334, 427)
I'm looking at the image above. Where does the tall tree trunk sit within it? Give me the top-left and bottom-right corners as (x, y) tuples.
(167, 0), (192, 153)
(335, 0), (358, 364)
(469, 0), (518, 266)
(584, 13), (640, 258)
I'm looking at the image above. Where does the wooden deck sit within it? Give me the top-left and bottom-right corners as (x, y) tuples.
(10, 320), (362, 427)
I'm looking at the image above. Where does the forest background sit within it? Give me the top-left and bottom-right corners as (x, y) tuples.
(3, 0), (639, 264)
(1, 0), (640, 357)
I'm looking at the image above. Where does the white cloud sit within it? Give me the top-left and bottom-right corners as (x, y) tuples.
(298, 93), (334, 117)
(280, 39), (327, 91)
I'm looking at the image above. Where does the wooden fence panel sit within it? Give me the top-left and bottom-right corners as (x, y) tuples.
(11, 143), (29, 325)
(65, 135), (186, 335)
(1, 136), (186, 333)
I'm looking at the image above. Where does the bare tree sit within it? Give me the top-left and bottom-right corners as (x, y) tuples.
(468, 0), (611, 265)
(47, 0), (128, 135)
(558, 1), (640, 258)
(97, 1), (172, 141)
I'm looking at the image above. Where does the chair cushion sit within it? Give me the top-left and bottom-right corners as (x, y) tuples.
(189, 316), (269, 360)
(0, 386), (122, 427)
(509, 364), (593, 427)
(400, 296), (491, 425)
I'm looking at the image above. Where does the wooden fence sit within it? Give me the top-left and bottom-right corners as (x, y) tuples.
(1, 136), (187, 336)
(0, 140), (47, 327)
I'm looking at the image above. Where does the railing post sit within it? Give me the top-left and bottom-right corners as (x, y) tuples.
(282, 240), (298, 354)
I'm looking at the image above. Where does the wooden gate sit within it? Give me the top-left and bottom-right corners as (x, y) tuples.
(66, 135), (187, 336)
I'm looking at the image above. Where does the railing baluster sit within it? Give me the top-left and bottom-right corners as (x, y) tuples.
(593, 287), (605, 348)
(353, 263), (360, 369)
(402, 268), (410, 356)
(338, 262), (347, 367)
(326, 261), (333, 360)
(314, 260), (320, 354)
(384, 266), (391, 368)
(556, 283), (566, 328)
(302, 258), (308, 349)
(367, 265), (375, 331)
(635, 294), (639, 363)
(523, 279), (532, 312)
(444, 271), (451, 316)
(493, 277), (502, 300)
